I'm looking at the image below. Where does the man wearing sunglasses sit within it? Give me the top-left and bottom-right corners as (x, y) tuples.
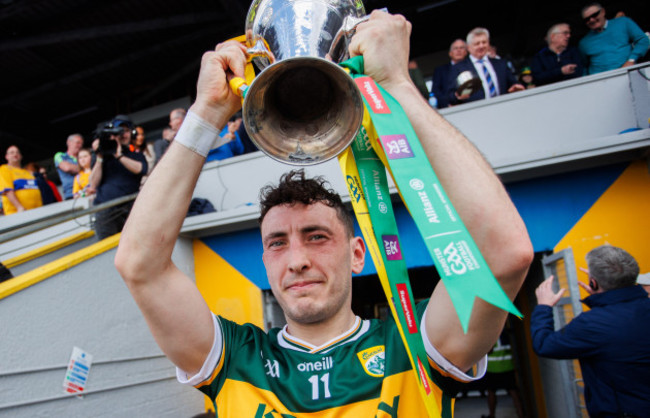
(578, 3), (649, 75)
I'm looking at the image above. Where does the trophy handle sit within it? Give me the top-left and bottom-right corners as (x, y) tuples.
(328, 7), (387, 62)
(227, 36), (273, 99)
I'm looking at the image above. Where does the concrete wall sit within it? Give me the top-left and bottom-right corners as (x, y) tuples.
(0, 237), (205, 417)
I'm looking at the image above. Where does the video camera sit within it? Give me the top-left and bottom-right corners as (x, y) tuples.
(95, 115), (134, 157)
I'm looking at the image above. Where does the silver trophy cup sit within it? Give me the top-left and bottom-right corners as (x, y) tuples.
(238, 0), (369, 165)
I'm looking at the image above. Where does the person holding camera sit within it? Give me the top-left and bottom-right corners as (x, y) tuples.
(89, 115), (147, 240)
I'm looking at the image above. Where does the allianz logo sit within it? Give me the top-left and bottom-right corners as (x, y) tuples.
(296, 356), (334, 372)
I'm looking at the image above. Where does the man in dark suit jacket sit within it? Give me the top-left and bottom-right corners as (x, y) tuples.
(446, 27), (524, 106)
(431, 39), (467, 109)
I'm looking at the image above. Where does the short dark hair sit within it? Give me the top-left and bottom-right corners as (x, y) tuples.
(586, 245), (639, 291)
(259, 169), (355, 237)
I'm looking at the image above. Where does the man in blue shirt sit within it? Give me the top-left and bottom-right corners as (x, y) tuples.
(579, 3), (649, 75)
(54, 133), (84, 199)
(531, 245), (650, 417)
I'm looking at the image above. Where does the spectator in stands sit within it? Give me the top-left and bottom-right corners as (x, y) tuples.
(89, 115), (147, 240)
(0, 145), (43, 215)
(54, 133), (84, 200)
(131, 126), (155, 184)
(579, 3), (649, 75)
(487, 44), (515, 74)
(206, 114), (244, 162)
(531, 245), (650, 417)
(482, 330), (524, 418)
(518, 67), (535, 89)
(638, 273), (650, 295)
(431, 39), (467, 109)
(155, 108), (187, 165)
(24, 162), (61, 205)
(408, 59), (430, 100)
(532, 23), (584, 86)
(73, 148), (94, 198)
(446, 28), (524, 106)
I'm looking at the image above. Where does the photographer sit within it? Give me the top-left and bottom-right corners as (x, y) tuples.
(89, 115), (147, 240)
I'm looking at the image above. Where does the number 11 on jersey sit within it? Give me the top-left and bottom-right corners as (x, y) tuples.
(308, 373), (331, 400)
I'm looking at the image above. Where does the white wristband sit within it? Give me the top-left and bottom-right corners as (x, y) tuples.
(174, 111), (221, 157)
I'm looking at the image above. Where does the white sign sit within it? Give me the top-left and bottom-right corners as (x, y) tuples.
(63, 347), (93, 394)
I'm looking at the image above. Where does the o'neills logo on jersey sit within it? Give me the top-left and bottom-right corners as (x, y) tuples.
(355, 77), (391, 114)
(396, 283), (418, 334)
(297, 356), (334, 373)
(357, 345), (386, 377)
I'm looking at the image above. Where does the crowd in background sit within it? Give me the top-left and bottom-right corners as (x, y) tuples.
(425, 3), (648, 108)
(2, 3), (648, 221)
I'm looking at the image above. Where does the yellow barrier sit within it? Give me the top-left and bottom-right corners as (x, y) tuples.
(3, 230), (95, 268)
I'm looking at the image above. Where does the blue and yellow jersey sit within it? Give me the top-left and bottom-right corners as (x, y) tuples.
(0, 164), (42, 215)
(178, 301), (486, 417)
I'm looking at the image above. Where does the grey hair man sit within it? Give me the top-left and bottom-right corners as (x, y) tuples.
(431, 39), (467, 108)
(446, 27), (523, 105)
(531, 245), (650, 417)
(531, 23), (584, 86)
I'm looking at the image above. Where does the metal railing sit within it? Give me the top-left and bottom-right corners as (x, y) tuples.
(0, 193), (137, 244)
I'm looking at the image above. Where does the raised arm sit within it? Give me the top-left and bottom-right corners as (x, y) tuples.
(350, 12), (533, 371)
(114, 41), (247, 375)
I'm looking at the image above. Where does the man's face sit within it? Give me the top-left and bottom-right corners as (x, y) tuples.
(67, 135), (83, 156)
(261, 202), (364, 325)
(583, 6), (605, 31)
(449, 40), (467, 63)
(169, 111), (185, 131)
(468, 34), (489, 60)
(550, 25), (571, 49)
(119, 126), (132, 145)
(5, 146), (21, 165)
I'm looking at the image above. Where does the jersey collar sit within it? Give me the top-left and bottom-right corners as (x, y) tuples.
(277, 317), (370, 354)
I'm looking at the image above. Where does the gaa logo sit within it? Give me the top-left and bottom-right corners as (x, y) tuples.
(409, 178), (424, 191)
(378, 202), (388, 214)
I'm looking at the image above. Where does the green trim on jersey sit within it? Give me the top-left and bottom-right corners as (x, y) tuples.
(197, 301), (464, 417)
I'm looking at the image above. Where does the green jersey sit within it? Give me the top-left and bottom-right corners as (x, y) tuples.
(178, 301), (485, 417)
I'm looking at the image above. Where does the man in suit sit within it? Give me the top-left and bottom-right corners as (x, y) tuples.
(446, 27), (524, 106)
(431, 39), (467, 108)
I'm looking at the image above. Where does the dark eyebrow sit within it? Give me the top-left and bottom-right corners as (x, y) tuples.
(262, 231), (287, 246)
(301, 225), (334, 235)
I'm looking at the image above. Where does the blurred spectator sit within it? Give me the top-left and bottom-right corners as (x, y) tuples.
(638, 273), (650, 295)
(131, 126), (155, 184)
(431, 39), (467, 109)
(531, 23), (584, 86)
(482, 331), (524, 418)
(89, 115), (147, 240)
(54, 133), (84, 200)
(206, 114), (244, 162)
(237, 120), (258, 155)
(487, 44), (515, 74)
(154, 127), (175, 165)
(518, 67), (535, 89)
(73, 148), (94, 198)
(579, 3), (649, 74)
(24, 162), (61, 205)
(154, 107), (187, 165)
(1, 145), (43, 215)
(446, 28), (524, 105)
(408, 59), (430, 100)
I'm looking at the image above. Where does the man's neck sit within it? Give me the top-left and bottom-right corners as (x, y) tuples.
(549, 44), (566, 54)
(284, 309), (356, 347)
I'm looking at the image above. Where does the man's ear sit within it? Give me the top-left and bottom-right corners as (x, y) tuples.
(350, 236), (366, 274)
(589, 278), (599, 291)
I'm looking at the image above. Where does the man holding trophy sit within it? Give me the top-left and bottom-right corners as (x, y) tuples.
(116, 5), (533, 417)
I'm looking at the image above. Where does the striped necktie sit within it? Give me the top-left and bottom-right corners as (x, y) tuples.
(479, 59), (497, 97)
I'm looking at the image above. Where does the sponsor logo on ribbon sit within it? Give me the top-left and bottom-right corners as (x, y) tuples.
(382, 235), (402, 260)
(380, 134), (414, 159)
(355, 77), (390, 114)
(396, 283), (418, 334)
(417, 357), (432, 395)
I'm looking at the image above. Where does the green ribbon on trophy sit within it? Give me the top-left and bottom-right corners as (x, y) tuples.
(340, 55), (521, 331)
